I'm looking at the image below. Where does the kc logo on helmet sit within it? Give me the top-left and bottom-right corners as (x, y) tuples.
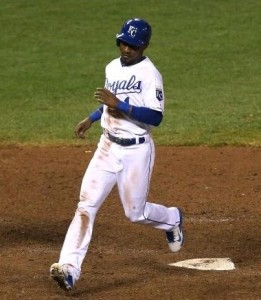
(128, 26), (138, 37)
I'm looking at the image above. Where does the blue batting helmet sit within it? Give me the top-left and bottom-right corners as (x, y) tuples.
(116, 18), (152, 48)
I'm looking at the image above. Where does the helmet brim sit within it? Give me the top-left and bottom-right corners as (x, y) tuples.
(116, 34), (144, 48)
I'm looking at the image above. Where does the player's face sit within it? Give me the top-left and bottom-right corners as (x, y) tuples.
(119, 42), (145, 66)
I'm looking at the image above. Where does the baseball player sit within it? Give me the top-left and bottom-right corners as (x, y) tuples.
(50, 18), (184, 291)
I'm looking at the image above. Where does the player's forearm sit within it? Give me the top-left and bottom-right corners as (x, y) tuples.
(88, 105), (104, 122)
(116, 101), (163, 126)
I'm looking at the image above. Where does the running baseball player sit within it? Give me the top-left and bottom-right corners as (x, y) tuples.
(50, 18), (184, 291)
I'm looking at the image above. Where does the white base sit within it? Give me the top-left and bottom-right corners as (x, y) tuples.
(168, 258), (235, 271)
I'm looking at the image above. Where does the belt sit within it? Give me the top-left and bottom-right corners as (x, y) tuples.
(107, 132), (145, 146)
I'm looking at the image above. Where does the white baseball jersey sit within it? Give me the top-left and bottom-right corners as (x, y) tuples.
(101, 56), (165, 138)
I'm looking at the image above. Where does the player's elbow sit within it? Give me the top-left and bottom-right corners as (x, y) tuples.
(149, 112), (163, 126)
(153, 113), (163, 126)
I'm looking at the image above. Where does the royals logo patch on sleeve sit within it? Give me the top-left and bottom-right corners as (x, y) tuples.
(156, 88), (163, 101)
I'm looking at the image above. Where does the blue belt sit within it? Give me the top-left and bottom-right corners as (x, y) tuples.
(107, 132), (145, 146)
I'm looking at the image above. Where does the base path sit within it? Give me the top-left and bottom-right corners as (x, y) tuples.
(0, 145), (260, 300)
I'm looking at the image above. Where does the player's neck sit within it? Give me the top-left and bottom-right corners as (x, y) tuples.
(120, 56), (146, 67)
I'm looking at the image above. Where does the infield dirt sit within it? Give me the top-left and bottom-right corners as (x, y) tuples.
(0, 145), (260, 300)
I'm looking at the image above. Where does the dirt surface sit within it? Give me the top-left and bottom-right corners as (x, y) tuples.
(0, 145), (260, 300)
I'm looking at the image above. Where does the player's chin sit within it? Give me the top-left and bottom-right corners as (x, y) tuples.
(121, 56), (132, 66)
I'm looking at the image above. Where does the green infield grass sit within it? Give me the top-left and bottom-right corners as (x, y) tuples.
(0, 0), (260, 146)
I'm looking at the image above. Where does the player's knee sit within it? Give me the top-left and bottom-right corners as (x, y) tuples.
(77, 200), (98, 219)
(124, 209), (143, 223)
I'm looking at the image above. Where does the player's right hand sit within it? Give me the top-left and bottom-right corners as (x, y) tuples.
(94, 88), (119, 108)
(74, 118), (92, 139)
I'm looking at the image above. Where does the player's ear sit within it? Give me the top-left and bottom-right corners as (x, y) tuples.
(140, 43), (149, 52)
(144, 42), (149, 49)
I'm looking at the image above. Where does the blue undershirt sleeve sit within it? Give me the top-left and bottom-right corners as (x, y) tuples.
(88, 105), (103, 122)
(117, 101), (163, 126)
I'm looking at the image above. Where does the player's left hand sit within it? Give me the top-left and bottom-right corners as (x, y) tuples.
(94, 88), (119, 108)
(74, 118), (92, 139)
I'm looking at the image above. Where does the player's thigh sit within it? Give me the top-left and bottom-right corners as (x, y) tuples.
(117, 141), (155, 209)
(80, 149), (117, 208)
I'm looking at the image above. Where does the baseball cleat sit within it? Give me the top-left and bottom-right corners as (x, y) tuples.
(50, 263), (74, 291)
(166, 208), (184, 253)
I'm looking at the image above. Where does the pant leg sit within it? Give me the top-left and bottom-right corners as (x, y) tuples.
(117, 138), (180, 231)
(58, 136), (117, 275)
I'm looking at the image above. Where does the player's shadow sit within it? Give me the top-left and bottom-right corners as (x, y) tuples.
(70, 258), (179, 297)
(71, 277), (141, 297)
(0, 219), (71, 246)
